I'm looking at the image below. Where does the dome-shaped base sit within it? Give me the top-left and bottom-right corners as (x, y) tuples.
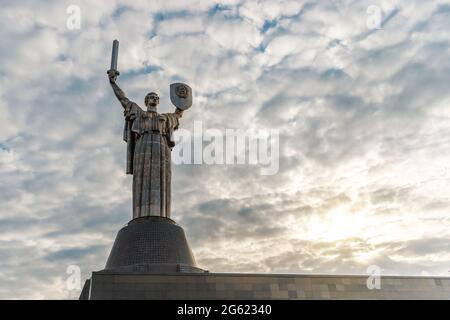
(104, 216), (204, 273)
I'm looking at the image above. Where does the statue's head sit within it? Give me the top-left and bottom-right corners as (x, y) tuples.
(145, 92), (159, 112)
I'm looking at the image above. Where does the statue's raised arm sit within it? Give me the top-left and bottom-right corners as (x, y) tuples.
(108, 70), (132, 108)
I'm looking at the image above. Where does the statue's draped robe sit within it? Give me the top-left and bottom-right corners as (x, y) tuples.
(123, 101), (179, 219)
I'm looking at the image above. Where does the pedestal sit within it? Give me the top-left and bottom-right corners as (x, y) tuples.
(104, 216), (205, 273)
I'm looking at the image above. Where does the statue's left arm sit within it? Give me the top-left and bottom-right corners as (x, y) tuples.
(171, 108), (184, 130)
(162, 108), (184, 148)
(174, 108), (184, 120)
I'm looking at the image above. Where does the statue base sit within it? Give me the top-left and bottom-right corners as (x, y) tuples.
(80, 272), (450, 300)
(103, 216), (205, 273)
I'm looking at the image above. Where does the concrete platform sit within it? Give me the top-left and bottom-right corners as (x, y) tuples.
(80, 272), (450, 300)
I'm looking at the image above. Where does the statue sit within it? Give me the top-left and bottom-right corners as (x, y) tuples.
(107, 40), (192, 220)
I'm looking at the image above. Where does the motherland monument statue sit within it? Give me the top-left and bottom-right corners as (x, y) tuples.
(102, 40), (203, 274)
(107, 40), (192, 220)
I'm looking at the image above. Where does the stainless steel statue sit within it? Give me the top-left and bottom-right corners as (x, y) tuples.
(107, 40), (192, 219)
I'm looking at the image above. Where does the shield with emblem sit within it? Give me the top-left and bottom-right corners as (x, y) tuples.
(170, 83), (192, 110)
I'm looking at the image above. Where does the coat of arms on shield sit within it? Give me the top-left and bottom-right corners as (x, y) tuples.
(170, 83), (192, 110)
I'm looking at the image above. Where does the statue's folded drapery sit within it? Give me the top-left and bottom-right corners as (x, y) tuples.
(122, 101), (180, 219)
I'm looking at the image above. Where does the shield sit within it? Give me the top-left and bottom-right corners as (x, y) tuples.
(170, 83), (192, 110)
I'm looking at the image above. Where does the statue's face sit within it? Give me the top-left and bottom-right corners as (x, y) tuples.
(145, 93), (159, 109)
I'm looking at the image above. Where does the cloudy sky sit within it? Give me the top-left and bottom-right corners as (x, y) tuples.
(0, 0), (449, 299)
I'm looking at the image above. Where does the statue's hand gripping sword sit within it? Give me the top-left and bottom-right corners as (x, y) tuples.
(107, 40), (120, 81)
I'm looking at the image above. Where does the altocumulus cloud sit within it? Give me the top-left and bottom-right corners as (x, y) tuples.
(0, 0), (449, 299)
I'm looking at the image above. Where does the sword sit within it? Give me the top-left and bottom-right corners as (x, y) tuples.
(107, 39), (120, 76)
